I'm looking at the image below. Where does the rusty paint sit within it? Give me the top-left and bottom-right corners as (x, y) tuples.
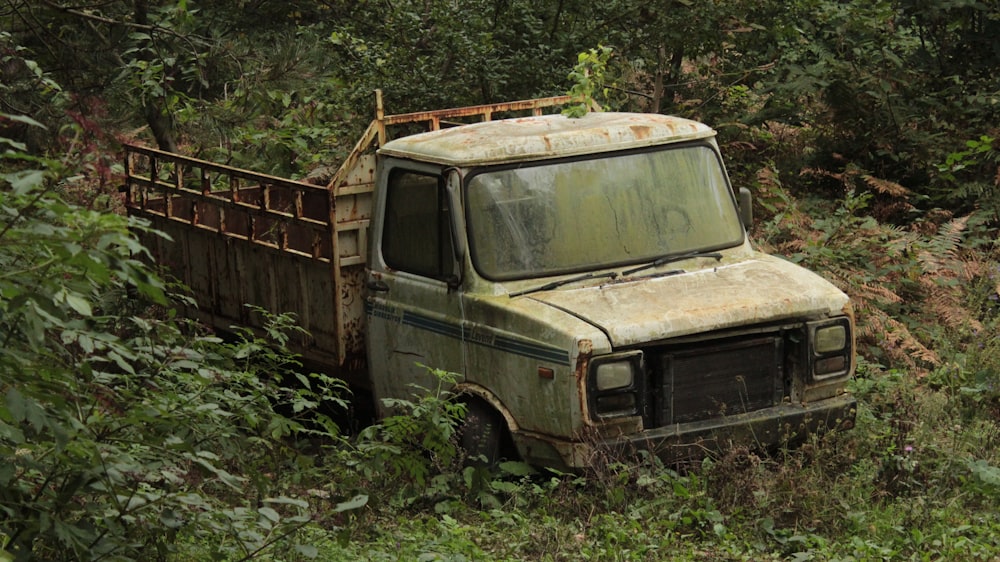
(378, 112), (715, 167)
(514, 393), (856, 470)
(575, 338), (593, 426)
(794, 300), (857, 405)
(382, 95), (575, 127)
(452, 382), (521, 432)
(327, 94), (578, 191)
(124, 142), (369, 386)
(629, 125), (652, 140)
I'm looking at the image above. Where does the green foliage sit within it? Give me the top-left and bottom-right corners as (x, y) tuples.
(924, 262), (1000, 413)
(324, 0), (579, 112)
(207, 80), (354, 179)
(937, 136), (995, 182)
(749, 146), (997, 376)
(0, 33), (69, 152)
(934, 135), (1000, 221)
(732, 1), (999, 217)
(0, 31), (63, 106)
(0, 122), (353, 560)
(563, 46), (613, 117)
(7, 0), (1000, 222)
(306, 367), (1000, 560)
(354, 367), (467, 501)
(4, 2), (1000, 560)
(119, 2), (208, 108)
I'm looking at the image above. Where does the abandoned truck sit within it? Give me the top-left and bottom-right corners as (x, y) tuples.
(123, 92), (856, 470)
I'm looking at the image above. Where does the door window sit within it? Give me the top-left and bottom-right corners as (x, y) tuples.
(382, 170), (455, 280)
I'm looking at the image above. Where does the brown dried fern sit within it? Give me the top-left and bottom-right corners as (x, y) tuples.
(871, 310), (941, 373)
(863, 174), (910, 197)
(855, 281), (904, 305)
(925, 288), (985, 333)
(909, 215), (989, 336)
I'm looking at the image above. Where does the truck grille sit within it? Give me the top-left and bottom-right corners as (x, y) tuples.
(653, 335), (784, 427)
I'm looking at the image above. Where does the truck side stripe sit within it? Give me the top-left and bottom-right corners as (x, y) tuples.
(367, 302), (570, 365)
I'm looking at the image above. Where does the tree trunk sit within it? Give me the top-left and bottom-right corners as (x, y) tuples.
(134, 0), (178, 152)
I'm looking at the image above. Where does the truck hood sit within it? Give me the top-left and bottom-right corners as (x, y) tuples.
(525, 254), (849, 347)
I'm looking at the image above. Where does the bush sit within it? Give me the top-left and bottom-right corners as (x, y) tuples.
(0, 122), (352, 561)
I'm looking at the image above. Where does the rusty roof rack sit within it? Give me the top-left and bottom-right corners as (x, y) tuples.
(326, 89), (576, 190)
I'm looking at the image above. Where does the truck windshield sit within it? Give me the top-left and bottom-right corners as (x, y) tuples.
(465, 144), (745, 281)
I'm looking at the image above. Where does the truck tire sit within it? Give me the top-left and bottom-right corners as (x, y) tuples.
(460, 399), (510, 467)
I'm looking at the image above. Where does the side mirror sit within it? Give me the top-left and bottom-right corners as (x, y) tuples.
(738, 187), (753, 230)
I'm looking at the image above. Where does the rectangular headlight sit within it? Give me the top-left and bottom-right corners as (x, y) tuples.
(589, 351), (644, 420)
(808, 318), (853, 380)
(596, 361), (634, 391)
(815, 325), (847, 354)
(596, 394), (637, 417)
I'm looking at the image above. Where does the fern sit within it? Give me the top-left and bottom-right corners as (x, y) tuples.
(912, 214), (993, 340)
(863, 174), (911, 197)
(752, 165), (997, 374)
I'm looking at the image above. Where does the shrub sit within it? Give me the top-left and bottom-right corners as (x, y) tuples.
(0, 122), (351, 561)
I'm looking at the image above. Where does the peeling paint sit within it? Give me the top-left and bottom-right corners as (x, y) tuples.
(528, 253), (849, 347)
(378, 112), (715, 167)
(574, 338), (594, 427)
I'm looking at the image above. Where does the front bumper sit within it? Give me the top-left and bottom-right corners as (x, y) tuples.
(513, 393), (857, 470)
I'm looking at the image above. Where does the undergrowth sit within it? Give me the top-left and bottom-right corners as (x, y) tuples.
(296, 358), (1000, 561)
(5, 118), (998, 562)
(289, 145), (1000, 561)
(4, 33), (1000, 562)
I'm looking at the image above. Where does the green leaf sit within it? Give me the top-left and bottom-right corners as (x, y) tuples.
(2, 388), (41, 429)
(333, 494), (368, 513)
(6, 169), (46, 195)
(294, 544), (319, 558)
(160, 509), (184, 529)
(264, 496), (309, 509)
(0, 137), (27, 151)
(1, 113), (46, 129)
(63, 292), (93, 317)
(258, 506), (280, 523)
(0, 420), (25, 445)
(499, 461), (535, 477)
(107, 350), (135, 374)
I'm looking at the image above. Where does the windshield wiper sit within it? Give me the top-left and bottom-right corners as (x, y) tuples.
(620, 250), (723, 277)
(509, 271), (618, 298)
(509, 251), (722, 297)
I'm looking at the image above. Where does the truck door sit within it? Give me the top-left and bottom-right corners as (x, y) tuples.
(366, 162), (466, 414)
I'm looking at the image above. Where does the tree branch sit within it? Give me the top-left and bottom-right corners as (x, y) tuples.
(36, 0), (211, 43)
(37, 0), (156, 31)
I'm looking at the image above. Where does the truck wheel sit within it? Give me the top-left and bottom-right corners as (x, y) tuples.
(460, 400), (509, 467)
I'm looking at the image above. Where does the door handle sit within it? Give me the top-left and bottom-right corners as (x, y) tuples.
(366, 279), (389, 293)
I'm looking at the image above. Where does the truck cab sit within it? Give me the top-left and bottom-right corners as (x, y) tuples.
(366, 111), (856, 469)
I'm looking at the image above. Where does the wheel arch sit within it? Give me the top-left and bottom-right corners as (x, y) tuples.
(452, 382), (519, 434)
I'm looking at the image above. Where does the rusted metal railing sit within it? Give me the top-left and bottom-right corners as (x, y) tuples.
(124, 145), (334, 261)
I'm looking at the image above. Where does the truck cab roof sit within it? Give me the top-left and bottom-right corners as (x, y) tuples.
(377, 111), (716, 167)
